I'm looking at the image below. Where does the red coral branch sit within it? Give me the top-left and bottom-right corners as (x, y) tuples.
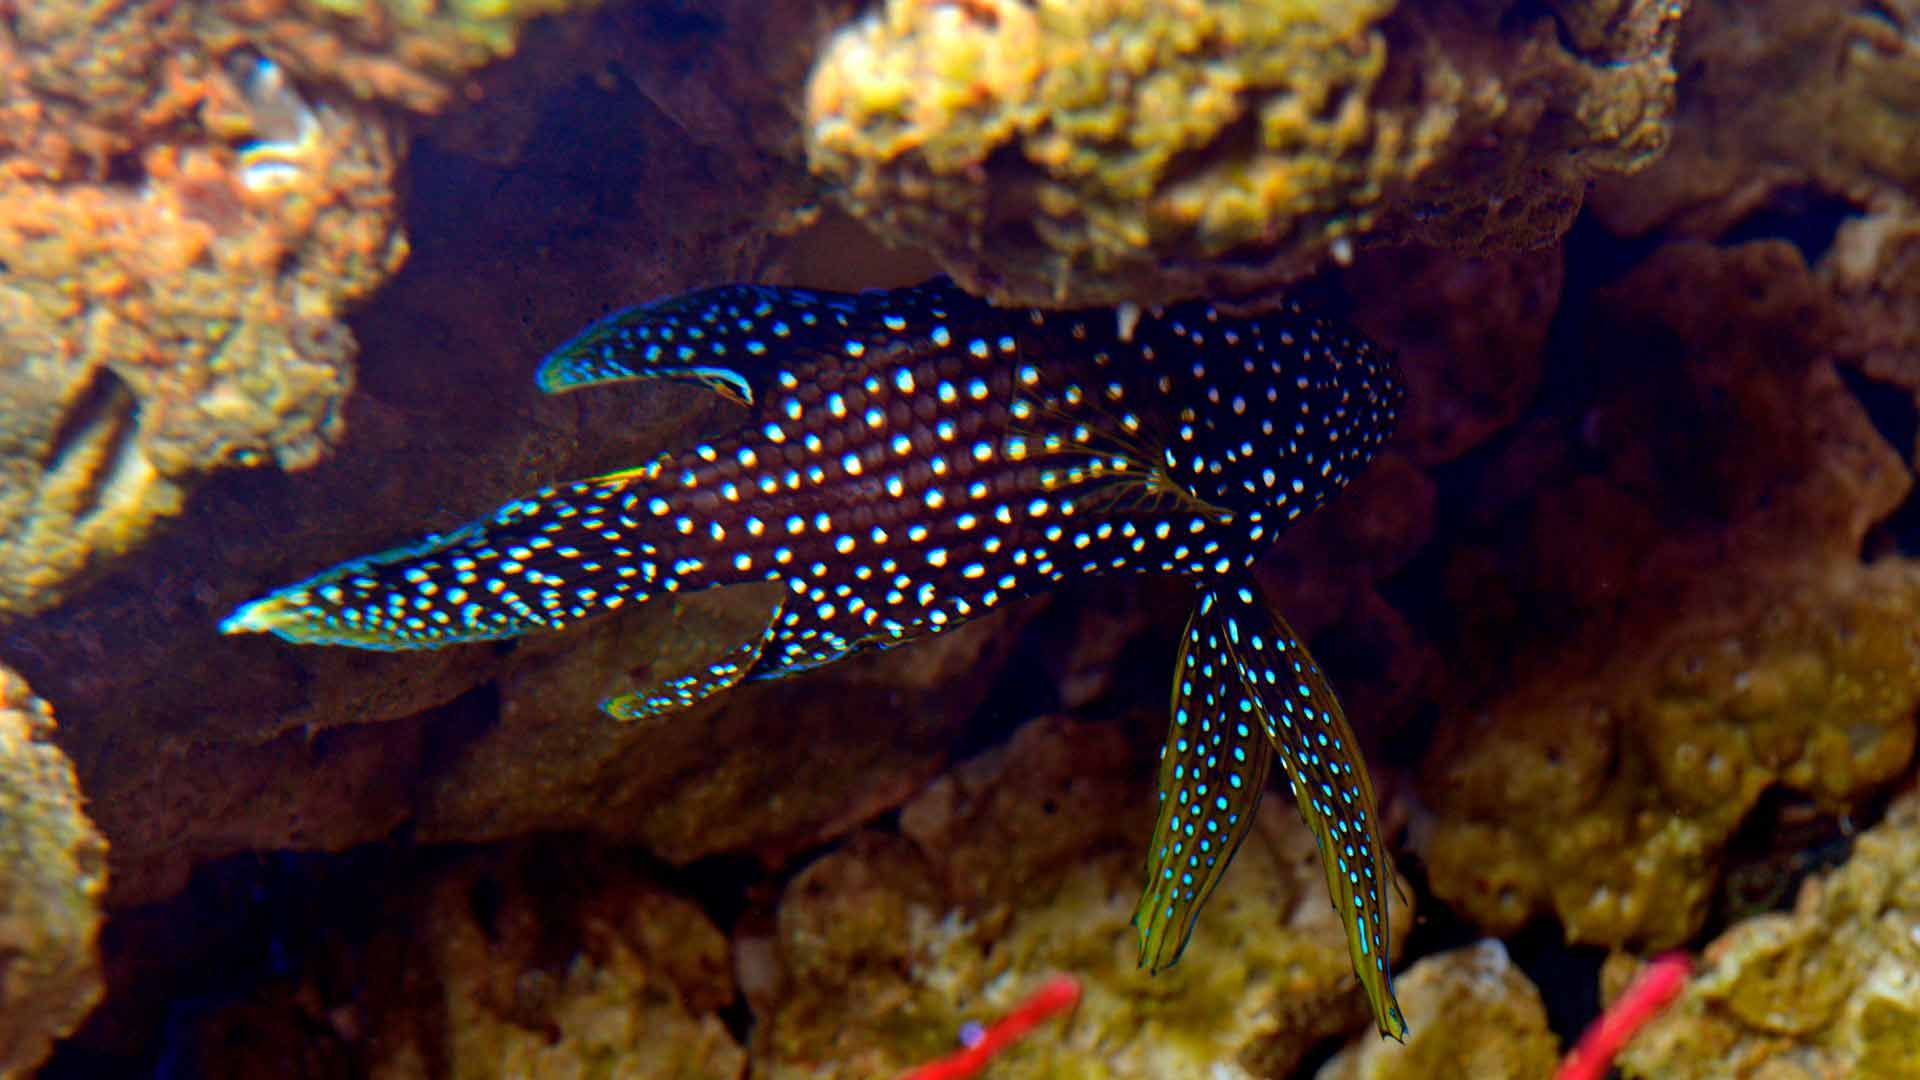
(898, 973), (1083, 1080)
(1554, 950), (1693, 1080)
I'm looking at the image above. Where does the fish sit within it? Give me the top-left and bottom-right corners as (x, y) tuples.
(222, 276), (1409, 1038)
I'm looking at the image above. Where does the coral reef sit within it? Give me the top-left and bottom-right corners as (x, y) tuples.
(1315, 940), (1560, 1080)
(415, 584), (1028, 868)
(1591, 0), (1920, 238)
(0, 2), (831, 906)
(0, 11), (411, 616)
(1418, 242), (1920, 948)
(0, 665), (108, 1077)
(805, 0), (1682, 307)
(144, 841), (747, 1079)
(750, 716), (1412, 1080)
(12, 1), (1920, 1076)
(1612, 776), (1920, 1079)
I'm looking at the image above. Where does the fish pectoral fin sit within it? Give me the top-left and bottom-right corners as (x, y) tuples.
(535, 278), (974, 405)
(600, 593), (787, 722)
(1133, 589), (1274, 973)
(1216, 582), (1407, 1041)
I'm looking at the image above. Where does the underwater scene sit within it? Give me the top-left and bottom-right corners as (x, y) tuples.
(3, 1), (1919, 1077)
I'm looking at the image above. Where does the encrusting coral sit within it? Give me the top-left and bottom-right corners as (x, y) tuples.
(0, 665), (108, 1078)
(1610, 774), (1920, 1079)
(751, 716), (1411, 1080)
(1418, 242), (1920, 948)
(805, 0), (1684, 307)
(0, 0), (619, 617)
(1315, 940), (1561, 1080)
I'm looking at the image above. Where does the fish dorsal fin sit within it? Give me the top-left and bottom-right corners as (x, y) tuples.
(1134, 588), (1275, 972)
(535, 278), (978, 406)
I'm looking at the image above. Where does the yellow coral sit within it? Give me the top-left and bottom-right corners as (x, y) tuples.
(1613, 777), (1920, 1078)
(757, 717), (1413, 1079)
(806, 0), (1684, 306)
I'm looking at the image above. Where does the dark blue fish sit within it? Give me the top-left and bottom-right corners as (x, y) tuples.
(223, 277), (1408, 1037)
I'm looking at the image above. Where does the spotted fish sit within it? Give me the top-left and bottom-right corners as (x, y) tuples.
(222, 277), (1408, 1038)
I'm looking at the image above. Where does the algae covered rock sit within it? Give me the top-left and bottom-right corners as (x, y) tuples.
(1417, 241), (1920, 949)
(1592, 0), (1920, 238)
(144, 840), (746, 1080)
(1612, 776), (1920, 1079)
(805, 0), (1683, 306)
(0, 2), (826, 906)
(417, 582), (1030, 869)
(0, 46), (405, 616)
(750, 715), (1412, 1079)
(1315, 940), (1560, 1080)
(0, 665), (108, 1077)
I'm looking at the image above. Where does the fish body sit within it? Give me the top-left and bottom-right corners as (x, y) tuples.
(224, 277), (1408, 1037)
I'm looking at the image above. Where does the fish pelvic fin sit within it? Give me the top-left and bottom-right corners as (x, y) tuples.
(220, 472), (677, 650)
(534, 278), (978, 405)
(1218, 581), (1406, 1041)
(1133, 589), (1274, 973)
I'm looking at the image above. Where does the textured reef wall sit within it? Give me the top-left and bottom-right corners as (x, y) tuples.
(0, 666), (107, 1076)
(2, 0), (1919, 1077)
(805, 0), (1683, 306)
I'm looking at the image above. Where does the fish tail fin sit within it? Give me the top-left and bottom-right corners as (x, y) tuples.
(221, 470), (675, 650)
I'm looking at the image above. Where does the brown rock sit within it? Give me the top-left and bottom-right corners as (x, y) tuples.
(751, 715), (1413, 1079)
(1419, 243), (1920, 948)
(1613, 775), (1920, 1079)
(1316, 940), (1561, 1080)
(0, 665), (108, 1076)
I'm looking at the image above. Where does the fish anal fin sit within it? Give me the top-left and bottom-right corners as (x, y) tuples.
(601, 589), (787, 722)
(1133, 589), (1274, 973)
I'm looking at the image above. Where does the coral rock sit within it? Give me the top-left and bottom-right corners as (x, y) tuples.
(1592, 0), (1920, 239)
(0, 665), (108, 1077)
(1419, 242), (1920, 948)
(417, 582), (1030, 869)
(367, 845), (745, 1080)
(0, 27), (407, 614)
(751, 715), (1412, 1079)
(148, 842), (746, 1079)
(805, 0), (1684, 307)
(1612, 775), (1920, 1079)
(1315, 939), (1561, 1080)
